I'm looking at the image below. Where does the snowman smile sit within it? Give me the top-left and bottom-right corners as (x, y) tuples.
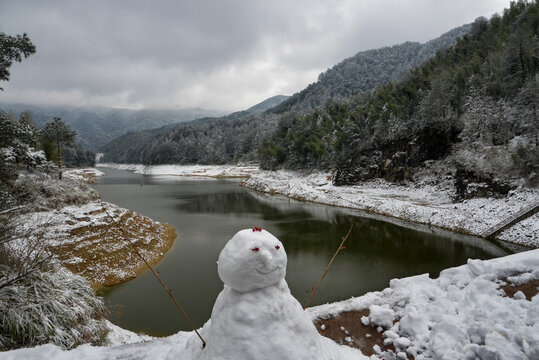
(255, 265), (281, 275)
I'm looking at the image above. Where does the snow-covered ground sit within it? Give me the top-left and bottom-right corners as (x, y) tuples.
(97, 163), (258, 178)
(3, 248), (538, 360)
(63, 168), (105, 183)
(242, 170), (539, 248)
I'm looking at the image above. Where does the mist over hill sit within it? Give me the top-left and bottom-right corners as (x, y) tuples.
(101, 24), (471, 165)
(99, 95), (289, 164)
(0, 103), (224, 152)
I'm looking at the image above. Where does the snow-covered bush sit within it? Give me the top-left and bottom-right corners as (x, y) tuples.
(9, 172), (100, 211)
(0, 213), (108, 351)
(0, 264), (108, 350)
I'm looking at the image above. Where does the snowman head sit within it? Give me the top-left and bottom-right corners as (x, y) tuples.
(218, 228), (287, 292)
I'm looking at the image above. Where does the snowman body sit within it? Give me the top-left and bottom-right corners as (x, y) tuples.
(204, 229), (329, 360)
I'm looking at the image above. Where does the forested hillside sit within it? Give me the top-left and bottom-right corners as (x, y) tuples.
(101, 25), (470, 165)
(100, 96), (289, 164)
(0, 104), (223, 152)
(269, 24), (471, 115)
(259, 1), (538, 196)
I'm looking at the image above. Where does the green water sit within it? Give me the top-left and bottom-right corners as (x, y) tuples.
(94, 168), (509, 337)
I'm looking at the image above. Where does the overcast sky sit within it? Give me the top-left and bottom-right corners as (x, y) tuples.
(1, 0), (510, 112)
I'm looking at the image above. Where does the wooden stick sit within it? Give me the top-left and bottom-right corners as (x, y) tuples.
(100, 200), (206, 348)
(304, 221), (354, 310)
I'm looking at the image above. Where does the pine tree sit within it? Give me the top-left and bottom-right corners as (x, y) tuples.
(41, 118), (76, 179)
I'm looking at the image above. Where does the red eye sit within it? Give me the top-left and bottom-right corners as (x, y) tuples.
(275, 245), (280, 250)
(251, 247), (259, 252)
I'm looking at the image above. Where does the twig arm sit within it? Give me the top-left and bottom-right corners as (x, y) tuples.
(304, 221), (354, 310)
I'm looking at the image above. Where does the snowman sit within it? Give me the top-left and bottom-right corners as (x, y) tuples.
(179, 228), (365, 360)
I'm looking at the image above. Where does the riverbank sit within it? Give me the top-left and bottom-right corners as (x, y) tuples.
(15, 168), (176, 290)
(97, 163), (258, 178)
(242, 170), (539, 248)
(5, 248), (538, 359)
(94, 164), (538, 248)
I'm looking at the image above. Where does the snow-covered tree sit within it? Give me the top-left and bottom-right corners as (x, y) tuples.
(0, 32), (36, 91)
(41, 117), (76, 179)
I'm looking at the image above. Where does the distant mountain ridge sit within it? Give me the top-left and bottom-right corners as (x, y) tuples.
(101, 22), (471, 165)
(0, 103), (224, 151)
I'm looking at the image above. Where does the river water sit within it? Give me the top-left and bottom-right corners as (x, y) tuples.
(93, 168), (510, 337)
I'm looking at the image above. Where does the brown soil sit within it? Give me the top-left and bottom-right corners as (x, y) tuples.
(49, 207), (176, 290)
(314, 277), (539, 358)
(500, 278), (539, 300)
(314, 309), (410, 358)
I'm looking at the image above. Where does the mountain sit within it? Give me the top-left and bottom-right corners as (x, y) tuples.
(268, 24), (471, 115)
(99, 95), (289, 164)
(0, 103), (224, 152)
(259, 1), (539, 195)
(101, 23), (471, 165)
(245, 95), (290, 114)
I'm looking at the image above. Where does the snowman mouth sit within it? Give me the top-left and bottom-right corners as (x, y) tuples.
(255, 266), (281, 275)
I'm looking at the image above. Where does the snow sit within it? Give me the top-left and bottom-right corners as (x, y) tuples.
(4, 166), (537, 358)
(180, 228), (366, 360)
(63, 168), (105, 182)
(104, 321), (151, 346)
(242, 170), (539, 248)
(306, 249), (539, 360)
(368, 305), (395, 329)
(11, 200), (174, 289)
(97, 163), (258, 178)
(3, 248), (538, 359)
(217, 229), (287, 292)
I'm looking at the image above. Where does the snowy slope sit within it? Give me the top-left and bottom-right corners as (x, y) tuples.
(97, 163), (258, 178)
(243, 170), (539, 248)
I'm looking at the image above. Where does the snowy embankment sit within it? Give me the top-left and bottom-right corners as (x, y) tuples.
(97, 163), (258, 178)
(4, 249), (538, 360)
(15, 200), (175, 289)
(242, 170), (539, 248)
(63, 167), (106, 183)
(14, 168), (176, 289)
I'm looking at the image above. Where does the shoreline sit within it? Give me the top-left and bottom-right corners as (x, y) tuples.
(30, 168), (178, 290)
(242, 170), (539, 248)
(94, 164), (538, 248)
(97, 163), (258, 179)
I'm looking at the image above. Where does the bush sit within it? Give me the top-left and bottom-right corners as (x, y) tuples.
(0, 213), (108, 350)
(0, 264), (108, 350)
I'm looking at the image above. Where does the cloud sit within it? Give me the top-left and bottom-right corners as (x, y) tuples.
(0, 0), (510, 111)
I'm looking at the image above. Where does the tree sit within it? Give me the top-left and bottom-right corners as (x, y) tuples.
(0, 32), (36, 90)
(41, 117), (76, 179)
